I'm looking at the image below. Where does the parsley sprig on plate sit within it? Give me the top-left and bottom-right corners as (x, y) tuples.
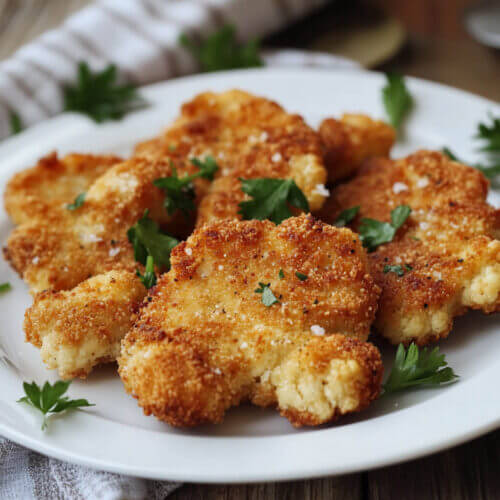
(334, 206), (360, 227)
(180, 25), (263, 72)
(359, 205), (411, 252)
(136, 255), (157, 289)
(238, 178), (309, 225)
(64, 62), (147, 122)
(255, 282), (280, 307)
(153, 157), (218, 217)
(0, 282), (11, 294)
(382, 73), (413, 130)
(127, 210), (179, 271)
(383, 344), (458, 394)
(9, 111), (22, 135)
(18, 380), (94, 430)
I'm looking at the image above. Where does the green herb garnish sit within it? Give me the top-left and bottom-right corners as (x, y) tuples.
(359, 205), (411, 252)
(383, 343), (458, 394)
(382, 73), (413, 130)
(179, 25), (263, 72)
(0, 282), (12, 294)
(295, 272), (308, 281)
(238, 178), (309, 225)
(127, 210), (179, 271)
(476, 114), (500, 153)
(136, 255), (157, 289)
(9, 111), (22, 135)
(64, 62), (146, 122)
(254, 282), (280, 307)
(153, 157), (218, 217)
(334, 206), (360, 227)
(18, 380), (94, 430)
(66, 192), (86, 211)
(279, 269), (285, 279)
(383, 264), (412, 277)
(442, 147), (500, 179)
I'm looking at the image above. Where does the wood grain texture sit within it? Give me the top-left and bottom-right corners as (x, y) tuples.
(0, 1), (497, 499)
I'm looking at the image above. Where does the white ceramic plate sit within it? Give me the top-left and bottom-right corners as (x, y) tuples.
(0, 68), (499, 483)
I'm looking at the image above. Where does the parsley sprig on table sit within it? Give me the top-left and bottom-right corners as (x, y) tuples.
(382, 73), (413, 130)
(64, 62), (147, 122)
(136, 255), (157, 289)
(359, 205), (411, 252)
(383, 264), (412, 277)
(238, 178), (309, 225)
(0, 282), (12, 294)
(383, 344), (458, 394)
(180, 25), (263, 72)
(66, 192), (86, 211)
(18, 380), (94, 430)
(334, 206), (360, 227)
(127, 210), (179, 271)
(255, 282), (280, 307)
(153, 157), (218, 217)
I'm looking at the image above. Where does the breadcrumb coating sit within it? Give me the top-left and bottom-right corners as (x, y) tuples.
(320, 150), (500, 344)
(319, 114), (395, 182)
(118, 215), (382, 427)
(25, 270), (146, 379)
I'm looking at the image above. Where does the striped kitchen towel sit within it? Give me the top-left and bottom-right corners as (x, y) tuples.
(0, 0), (358, 140)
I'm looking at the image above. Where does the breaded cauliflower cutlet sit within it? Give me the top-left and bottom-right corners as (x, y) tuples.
(119, 215), (382, 427)
(4, 152), (122, 225)
(319, 114), (395, 182)
(320, 150), (500, 345)
(25, 270), (145, 379)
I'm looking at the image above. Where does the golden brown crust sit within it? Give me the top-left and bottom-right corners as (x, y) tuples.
(319, 150), (500, 344)
(118, 215), (382, 427)
(319, 114), (395, 182)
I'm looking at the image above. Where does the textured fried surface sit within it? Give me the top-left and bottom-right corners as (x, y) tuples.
(319, 114), (395, 182)
(4, 152), (121, 225)
(136, 89), (328, 224)
(119, 215), (382, 427)
(320, 150), (500, 344)
(25, 270), (146, 379)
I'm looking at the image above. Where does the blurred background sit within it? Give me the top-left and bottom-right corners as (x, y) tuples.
(0, 0), (497, 100)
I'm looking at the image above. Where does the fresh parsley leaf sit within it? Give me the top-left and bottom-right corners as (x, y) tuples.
(254, 282), (280, 307)
(0, 282), (11, 294)
(238, 178), (309, 225)
(153, 157), (219, 217)
(17, 380), (94, 430)
(279, 269), (285, 279)
(295, 272), (308, 281)
(64, 62), (147, 122)
(383, 343), (458, 394)
(476, 114), (500, 153)
(9, 111), (22, 135)
(136, 255), (157, 289)
(334, 206), (360, 227)
(383, 264), (412, 277)
(66, 192), (86, 211)
(127, 210), (179, 271)
(360, 205), (411, 252)
(180, 25), (263, 72)
(442, 147), (500, 179)
(382, 73), (413, 130)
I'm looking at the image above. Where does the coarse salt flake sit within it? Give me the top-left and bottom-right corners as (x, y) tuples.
(392, 182), (408, 194)
(314, 184), (330, 197)
(185, 247), (193, 256)
(416, 177), (429, 188)
(260, 131), (268, 142)
(109, 247), (121, 257)
(32, 256), (39, 264)
(240, 342), (248, 349)
(310, 325), (325, 336)
(218, 265), (224, 271)
(271, 152), (282, 163)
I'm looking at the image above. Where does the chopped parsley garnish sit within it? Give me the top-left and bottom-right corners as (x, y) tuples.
(238, 178), (309, 225)
(127, 210), (179, 271)
(383, 264), (412, 277)
(334, 206), (360, 227)
(18, 380), (94, 430)
(63, 62), (147, 122)
(66, 192), (86, 211)
(295, 272), (308, 281)
(383, 343), (458, 394)
(0, 282), (12, 294)
(254, 282), (280, 307)
(153, 157), (218, 217)
(279, 269), (285, 279)
(136, 255), (157, 289)
(179, 25), (263, 72)
(9, 111), (22, 135)
(382, 73), (413, 130)
(359, 205), (411, 252)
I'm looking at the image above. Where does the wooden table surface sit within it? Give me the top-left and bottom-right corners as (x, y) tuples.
(0, 1), (498, 499)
